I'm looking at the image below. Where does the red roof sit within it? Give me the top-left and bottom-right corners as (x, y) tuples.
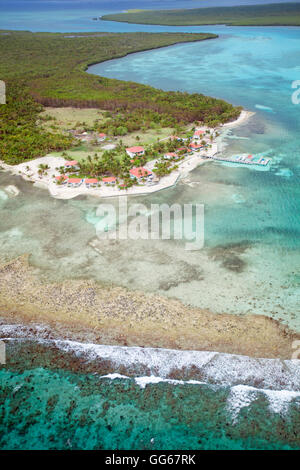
(98, 133), (106, 138)
(165, 152), (178, 158)
(65, 160), (78, 166)
(190, 143), (202, 149)
(130, 167), (151, 178)
(85, 178), (98, 184)
(102, 176), (116, 183)
(68, 178), (82, 183)
(55, 175), (67, 181)
(126, 146), (144, 153)
(177, 147), (187, 152)
(194, 130), (205, 136)
(247, 155), (253, 159)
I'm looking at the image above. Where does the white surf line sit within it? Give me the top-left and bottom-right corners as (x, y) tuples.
(1, 328), (300, 392)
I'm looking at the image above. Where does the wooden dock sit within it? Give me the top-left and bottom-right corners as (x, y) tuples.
(205, 153), (271, 166)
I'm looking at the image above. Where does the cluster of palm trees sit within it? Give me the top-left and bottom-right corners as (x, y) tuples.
(58, 135), (197, 187)
(38, 163), (50, 176)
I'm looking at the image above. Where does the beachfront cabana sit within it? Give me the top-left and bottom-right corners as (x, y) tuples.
(164, 152), (178, 160)
(85, 178), (99, 188)
(129, 167), (152, 181)
(102, 176), (116, 185)
(65, 160), (80, 171)
(55, 175), (68, 184)
(67, 178), (83, 188)
(189, 143), (203, 151)
(126, 146), (145, 159)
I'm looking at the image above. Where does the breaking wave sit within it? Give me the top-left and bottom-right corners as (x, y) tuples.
(1, 323), (300, 393)
(1, 322), (300, 427)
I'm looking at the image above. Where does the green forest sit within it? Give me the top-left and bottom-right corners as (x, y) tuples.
(0, 85), (73, 164)
(102, 3), (300, 26)
(0, 31), (241, 164)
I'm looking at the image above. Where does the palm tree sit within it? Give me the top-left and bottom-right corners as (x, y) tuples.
(38, 163), (50, 176)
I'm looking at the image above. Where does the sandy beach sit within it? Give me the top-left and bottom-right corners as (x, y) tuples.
(0, 148), (215, 200)
(221, 110), (255, 128)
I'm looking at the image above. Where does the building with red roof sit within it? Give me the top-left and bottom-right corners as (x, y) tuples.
(126, 146), (145, 158)
(164, 152), (178, 160)
(130, 167), (152, 180)
(85, 178), (99, 187)
(177, 147), (188, 153)
(55, 175), (68, 184)
(67, 178), (83, 187)
(189, 143), (203, 150)
(194, 130), (205, 139)
(65, 160), (79, 167)
(98, 133), (107, 142)
(102, 176), (116, 184)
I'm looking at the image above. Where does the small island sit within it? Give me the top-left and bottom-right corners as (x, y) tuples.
(101, 3), (300, 26)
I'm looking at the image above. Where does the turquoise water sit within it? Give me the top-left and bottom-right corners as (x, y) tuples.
(0, 4), (300, 450)
(0, 332), (300, 450)
(87, 27), (300, 326)
(1, 367), (299, 450)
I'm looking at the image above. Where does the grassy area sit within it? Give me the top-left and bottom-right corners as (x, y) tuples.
(40, 107), (105, 131)
(42, 108), (198, 184)
(42, 107), (191, 163)
(102, 2), (300, 26)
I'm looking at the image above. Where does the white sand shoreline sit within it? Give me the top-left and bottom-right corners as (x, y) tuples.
(222, 110), (255, 128)
(0, 110), (253, 200)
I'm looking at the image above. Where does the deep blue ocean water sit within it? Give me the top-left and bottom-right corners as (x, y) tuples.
(0, 0), (300, 450)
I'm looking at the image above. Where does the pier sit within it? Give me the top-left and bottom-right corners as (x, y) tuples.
(205, 153), (271, 166)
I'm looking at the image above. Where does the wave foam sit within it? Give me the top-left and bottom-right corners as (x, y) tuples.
(1, 323), (300, 393)
(226, 384), (300, 423)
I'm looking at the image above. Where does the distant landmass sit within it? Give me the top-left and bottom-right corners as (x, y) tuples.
(101, 2), (300, 26)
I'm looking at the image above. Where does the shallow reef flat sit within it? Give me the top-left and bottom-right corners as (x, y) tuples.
(0, 255), (298, 359)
